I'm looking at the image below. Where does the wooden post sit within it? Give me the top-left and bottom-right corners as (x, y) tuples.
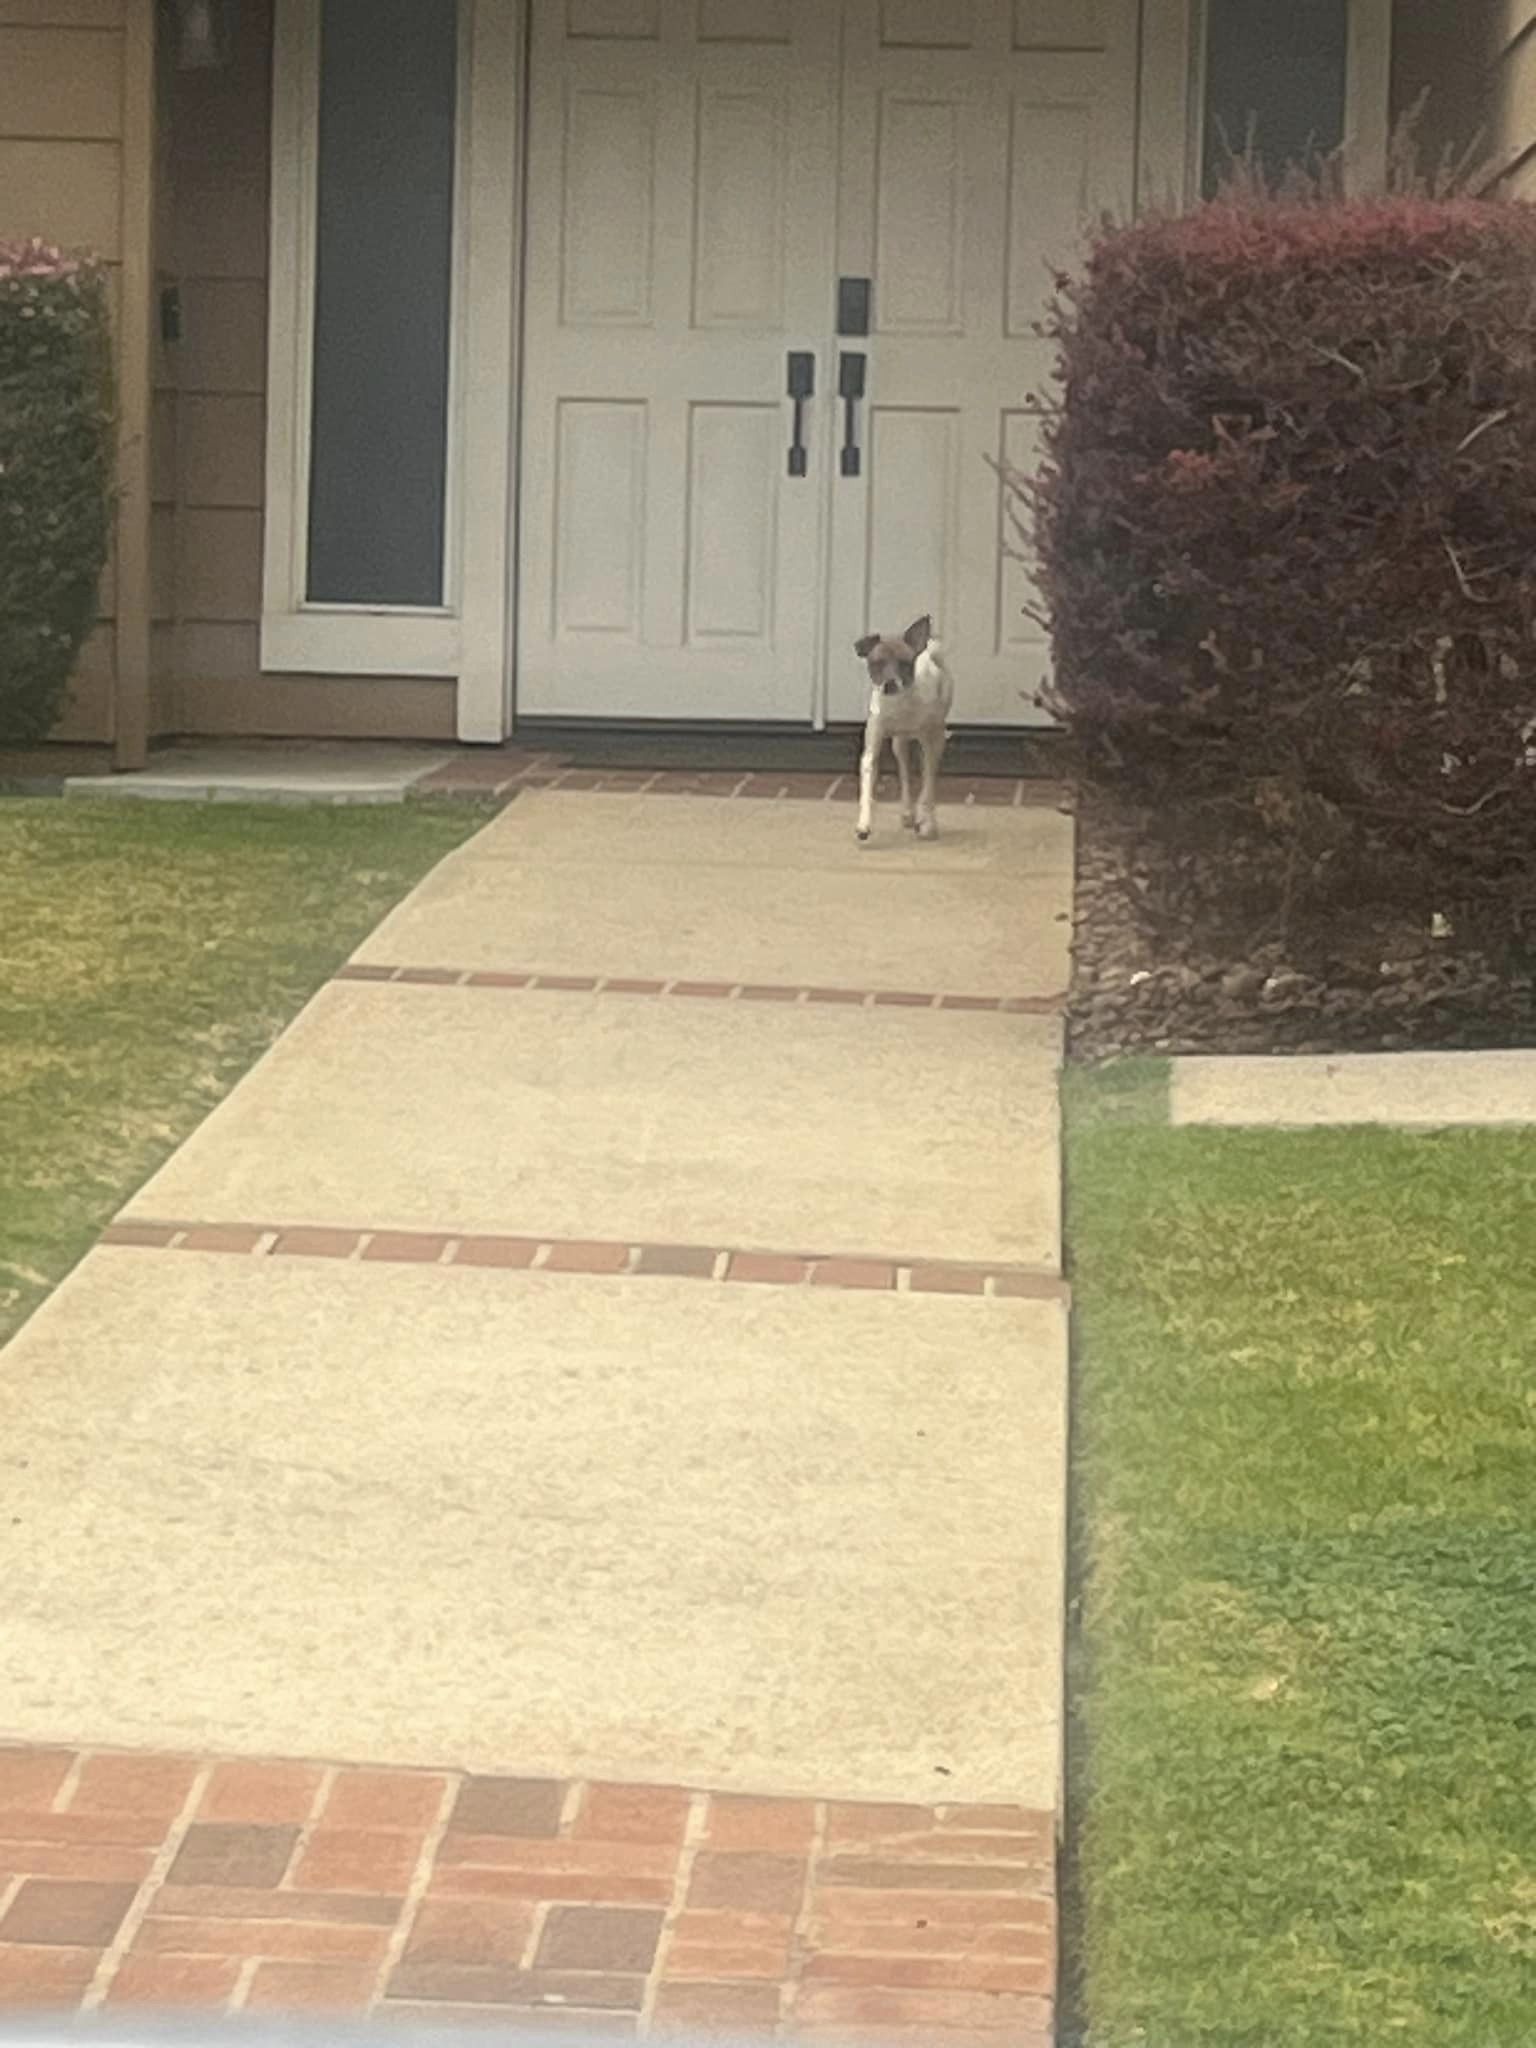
(113, 0), (157, 772)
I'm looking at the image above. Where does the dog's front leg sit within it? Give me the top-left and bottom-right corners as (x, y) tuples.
(915, 728), (946, 840)
(856, 717), (881, 842)
(893, 736), (917, 830)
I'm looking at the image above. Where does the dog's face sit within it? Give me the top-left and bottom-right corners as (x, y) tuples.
(854, 615), (931, 696)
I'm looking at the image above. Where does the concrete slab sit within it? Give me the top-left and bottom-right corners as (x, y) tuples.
(64, 742), (452, 806)
(1171, 1048), (1536, 1128)
(460, 788), (1074, 878)
(125, 984), (1063, 1269)
(0, 1248), (1067, 1807)
(358, 858), (1070, 998)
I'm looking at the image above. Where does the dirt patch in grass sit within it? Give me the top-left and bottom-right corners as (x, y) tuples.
(1069, 793), (1536, 1060)
(0, 798), (492, 1344)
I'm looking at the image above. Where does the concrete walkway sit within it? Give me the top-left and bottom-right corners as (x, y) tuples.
(1172, 1047), (1536, 1127)
(0, 786), (1071, 2038)
(63, 741), (454, 806)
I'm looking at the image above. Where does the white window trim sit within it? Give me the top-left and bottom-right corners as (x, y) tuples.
(1175, 0), (1393, 203)
(1137, 0), (1201, 210)
(1346, 0), (1392, 190)
(261, 0), (520, 733)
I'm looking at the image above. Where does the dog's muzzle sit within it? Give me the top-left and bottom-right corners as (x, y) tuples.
(881, 680), (905, 696)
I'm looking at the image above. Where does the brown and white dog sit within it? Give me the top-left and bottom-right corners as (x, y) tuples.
(853, 615), (954, 843)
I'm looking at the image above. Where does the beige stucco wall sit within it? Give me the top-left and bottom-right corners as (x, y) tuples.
(0, 1), (128, 745)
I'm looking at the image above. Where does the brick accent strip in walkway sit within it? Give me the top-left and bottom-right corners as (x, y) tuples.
(334, 964), (1065, 1014)
(99, 1221), (1068, 1303)
(0, 1745), (1055, 2042)
(413, 753), (1073, 811)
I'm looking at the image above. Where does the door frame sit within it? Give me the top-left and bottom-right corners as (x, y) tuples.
(508, 0), (1181, 738)
(262, 0), (521, 741)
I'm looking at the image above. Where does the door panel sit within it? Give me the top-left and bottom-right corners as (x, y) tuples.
(518, 0), (836, 721)
(517, 0), (1138, 728)
(825, 0), (1138, 726)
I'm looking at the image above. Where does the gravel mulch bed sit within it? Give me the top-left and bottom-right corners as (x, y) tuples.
(1069, 792), (1536, 1061)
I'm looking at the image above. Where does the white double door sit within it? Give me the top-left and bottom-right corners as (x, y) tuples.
(516, 0), (1136, 726)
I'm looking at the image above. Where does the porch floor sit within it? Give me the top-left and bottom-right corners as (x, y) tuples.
(62, 742), (455, 807)
(41, 730), (1067, 808)
(0, 785), (1069, 2041)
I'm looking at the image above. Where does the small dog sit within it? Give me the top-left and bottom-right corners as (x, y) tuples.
(853, 615), (954, 842)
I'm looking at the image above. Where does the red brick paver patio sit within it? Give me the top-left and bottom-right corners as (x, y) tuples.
(0, 1746), (1054, 2042)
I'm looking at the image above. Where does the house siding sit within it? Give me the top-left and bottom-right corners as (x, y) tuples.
(0, 1), (127, 744)
(1390, 0), (1502, 177)
(1493, 2), (1536, 190)
(1393, 0), (1536, 193)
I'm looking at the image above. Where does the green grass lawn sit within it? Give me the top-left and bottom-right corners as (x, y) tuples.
(1066, 1065), (1536, 2045)
(0, 796), (490, 1345)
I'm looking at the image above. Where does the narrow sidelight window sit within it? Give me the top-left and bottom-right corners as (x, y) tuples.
(306, 0), (457, 606)
(1201, 0), (1350, 196)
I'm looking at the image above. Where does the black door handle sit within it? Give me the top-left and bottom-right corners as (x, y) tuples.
(786, 351), (814, 477)
(838, 351), (866, 477)
(837, 276), (871, 337)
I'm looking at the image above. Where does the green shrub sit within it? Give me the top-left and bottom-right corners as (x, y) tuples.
(0, 240), (113, 744)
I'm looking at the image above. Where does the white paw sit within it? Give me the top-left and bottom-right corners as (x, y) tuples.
(916, 817), (937, 841)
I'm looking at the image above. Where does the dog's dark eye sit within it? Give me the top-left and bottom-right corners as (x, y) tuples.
(900, 663), (914, 683)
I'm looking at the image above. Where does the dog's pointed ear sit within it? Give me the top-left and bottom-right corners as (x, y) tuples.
(903, 615), (932, 653)
(854, 633), (880, 659)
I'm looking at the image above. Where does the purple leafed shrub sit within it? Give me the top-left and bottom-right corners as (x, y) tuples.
(1, 239), (112, 744)
(1005, 187), (1536, 924)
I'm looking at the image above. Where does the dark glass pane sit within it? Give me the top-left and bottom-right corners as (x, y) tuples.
(1202, 0), (1349, 196)
(306, 0), (457, 607)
